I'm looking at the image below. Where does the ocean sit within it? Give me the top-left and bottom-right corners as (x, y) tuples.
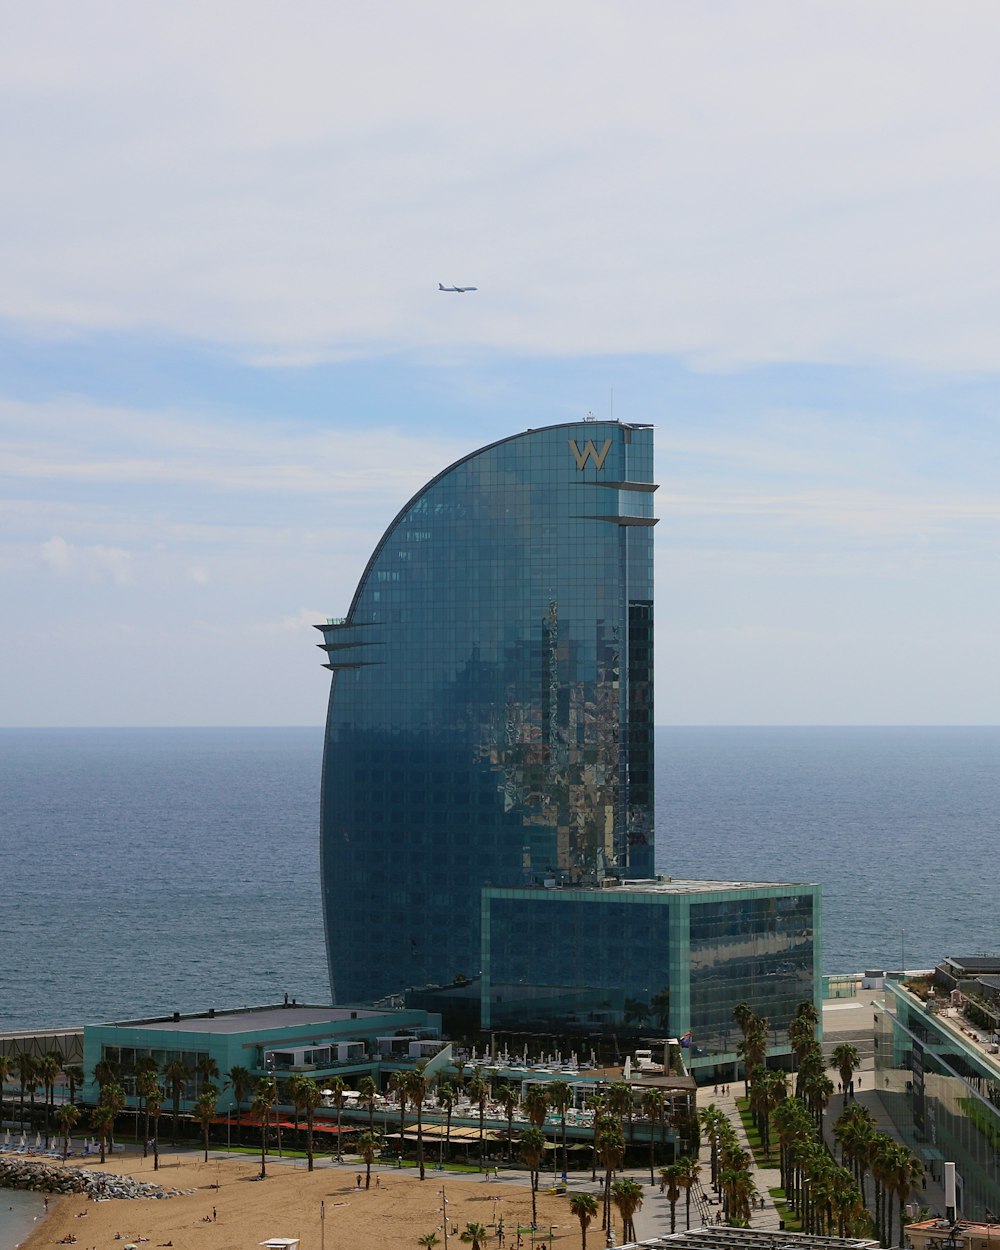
(0, 726), (998, 1037)
(0, 1191), (46, 1250)
(2, 726), (999, 1247)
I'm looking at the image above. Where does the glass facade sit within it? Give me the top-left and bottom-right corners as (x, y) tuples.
(688, 891), (818, 1060)
(318, 422), (656, 1005)
(875, 980), (1000, 1219)
(483, 888), (673, 1031)
(482, 881), (821, 1074)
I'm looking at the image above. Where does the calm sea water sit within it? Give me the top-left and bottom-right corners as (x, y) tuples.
(0, 1190), (46, 1250)
(0, 726), (998, 1038)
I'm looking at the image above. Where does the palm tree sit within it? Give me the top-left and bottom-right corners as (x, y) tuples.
(468, 1068), (490, 1171)
(251, 1077), (277, 1178)
(889, 1144), (924, 1248)
(738, 1017), (769, 1096)
(733, 1001), (757, 1037)
(641, 1087), (665, 1183)
(547, 1079), (572, 1178)
(749, 1068), (786, 1158)
(227, 1064), (254, 1144)
(136, 1068), (161, 1158)
(836, 1103), (876, 1212)
(773, 1096), (812, 1197)
(326, 1075), (346, 1163)
(162, 1057), (192, 1145)
(596, 1118), (625, 1233)
(37, 1053), (60, 1148)
(288, 1074), (307, 1140)
(64, 1065), (84, 1106)
(722, 1166), (758, 1226)
(0, 1055), (9, 1126)
(101, 1082), (126, 1151)
(92, 1056), (119, 1093)
(588, 1092), (605, 1182)
(14, 1053), (35, 1129)
(660, 1162), (685, 1232)
(356, 1129), (380, 1189)
(698, 1103), (727, 1188)
(407, 1063), (430, 1180)
(357, 1075), (378, 1135)
(417, 1235), (441, 1250)
(678, 1156), (701, 1230)
(524, 1083), (549, 1129)
(607, 1080), (634, 1141)
(832, 1042), (861, 1106)
(460, 1223), (488, 1250)
(193, 1086), (218, 1162)
(55, 1102), (80, 1160)
(195, 1055), (220, 1093)
(801, 1068), (834, 1134)
(24, 1067), (40, 1134)
(569, 1191), (598, 1250)
(496, 1083), (518, 1163)
(436, 1081), (456, 1166)
(287, 1075), (320, 1170)
(90, 1101), (115, 1163)
(147, 1085), (163, 1170)
(390, 1070), (409, 1158)
(519, 1126), (547, 1228)
(610, 1177), (643, 1244)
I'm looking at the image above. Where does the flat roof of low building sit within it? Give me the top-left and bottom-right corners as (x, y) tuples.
(619, 1226), (877, 1250)
(103, 1004), (383, 1035)
(488, 878), (816, 897)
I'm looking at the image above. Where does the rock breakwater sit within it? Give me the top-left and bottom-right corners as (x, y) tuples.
(0, 1156), (181, 1200)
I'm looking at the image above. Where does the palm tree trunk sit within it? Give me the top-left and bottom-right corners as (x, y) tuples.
(307, 1110), (314, 1172)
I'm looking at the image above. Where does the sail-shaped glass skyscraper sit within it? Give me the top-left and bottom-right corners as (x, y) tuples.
(317, 421), (657, 1005)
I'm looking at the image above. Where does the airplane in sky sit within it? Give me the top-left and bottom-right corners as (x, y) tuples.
(438, 283), (478, 293)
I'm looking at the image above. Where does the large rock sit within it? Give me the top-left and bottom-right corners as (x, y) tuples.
(0, 1156), (178, 1200)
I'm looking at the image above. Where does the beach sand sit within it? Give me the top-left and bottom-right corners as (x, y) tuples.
(12, 1151), (577, 1250)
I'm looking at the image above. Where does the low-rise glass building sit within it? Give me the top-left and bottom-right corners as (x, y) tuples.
(83, 1003), (442, 1110)
(483, 878), (821, 1079)
(875, 977), (1000, 1219)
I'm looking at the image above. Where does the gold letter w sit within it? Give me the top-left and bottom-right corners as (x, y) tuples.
(568, 439), (612, 470)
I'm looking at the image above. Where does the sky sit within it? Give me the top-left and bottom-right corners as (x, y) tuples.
(3, 2), (1000, 727)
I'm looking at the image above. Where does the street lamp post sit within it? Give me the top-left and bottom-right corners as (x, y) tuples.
(439, 1186), (449, 1250)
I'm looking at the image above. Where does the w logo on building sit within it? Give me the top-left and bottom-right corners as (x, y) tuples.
(568, 438), (612, 470)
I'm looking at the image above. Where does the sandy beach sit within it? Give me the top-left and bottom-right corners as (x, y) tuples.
(10, 1150), (577, 1250)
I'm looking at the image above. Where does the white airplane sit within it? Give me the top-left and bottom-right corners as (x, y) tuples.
(438, 283), (478, 293)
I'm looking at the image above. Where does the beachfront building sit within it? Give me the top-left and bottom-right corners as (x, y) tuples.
(317, 421), (657, 1006)
(82, 1002), (443, 1111)
(482, 878), (821, 1081)
(314, 418), (821, 1066)
(875, 973), (1000, 1220)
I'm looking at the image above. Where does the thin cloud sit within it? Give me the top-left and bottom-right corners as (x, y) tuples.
(2, 6), (1000, 369)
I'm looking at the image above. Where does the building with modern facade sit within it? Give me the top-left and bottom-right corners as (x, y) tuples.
(316, 419), (820, 1069)
(482, 878), (821, 1081)
(875, 974), (1000, 1221)
(82, 1002), (443, 1111)
(317, 421), (657, 1006)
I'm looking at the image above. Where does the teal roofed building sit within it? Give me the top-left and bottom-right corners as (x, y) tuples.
(82, 1002), (443, 1111)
